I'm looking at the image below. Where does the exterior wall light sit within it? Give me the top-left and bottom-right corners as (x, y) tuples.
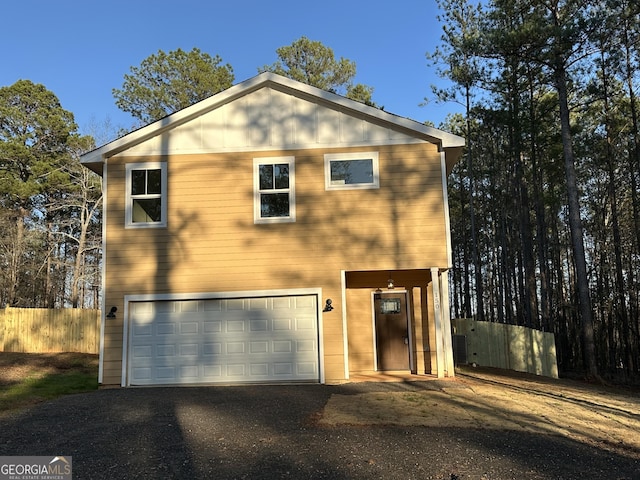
(106, 306), (117, 318)
(323, 299), (334, 312)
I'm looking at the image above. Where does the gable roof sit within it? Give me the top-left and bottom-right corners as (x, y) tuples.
(80, 72), (465, 173)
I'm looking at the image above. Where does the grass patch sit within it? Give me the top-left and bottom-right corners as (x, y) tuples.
(0, 352), (98, 416)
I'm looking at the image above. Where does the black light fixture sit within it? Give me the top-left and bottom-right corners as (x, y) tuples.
(106, 306), (117, 318)
(323, 299), (334, 312)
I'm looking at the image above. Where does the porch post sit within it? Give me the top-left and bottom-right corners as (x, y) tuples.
(431, 267), (445, 378)
(341, 270), (349, 380)
(441, 270), (455, 377)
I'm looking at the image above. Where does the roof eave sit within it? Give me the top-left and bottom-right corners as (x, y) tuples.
(79, 72), (465, 167)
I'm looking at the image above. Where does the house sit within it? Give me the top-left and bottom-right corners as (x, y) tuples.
(80, 72), (465, 387)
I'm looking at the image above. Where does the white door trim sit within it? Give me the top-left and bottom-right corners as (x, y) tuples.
(371, 289), (413, 372)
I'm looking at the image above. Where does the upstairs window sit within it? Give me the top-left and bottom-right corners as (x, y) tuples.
(253, 157), (295, 223)
(325, 152), (379, 190)
(125, 162), (167, 228)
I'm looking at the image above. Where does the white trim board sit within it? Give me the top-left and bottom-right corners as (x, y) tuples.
(120, 288), (324, 387)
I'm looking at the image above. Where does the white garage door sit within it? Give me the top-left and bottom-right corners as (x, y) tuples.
(128, 295), (319, 386)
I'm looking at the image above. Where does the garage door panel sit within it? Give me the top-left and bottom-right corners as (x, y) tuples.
(273, 318), (292, 331)
(203, 343), (222, 355)
(203, 321), (222, 334)
(133, 345), (153, 359)
(133, 367), (152, 380)
(129, 295), (319, 385)
(180, 365), (199, 378)
(203, 364), (222, 377)
(157, 323), (176, 335)
(226, 299), (246, 310)
(297, 339), (316, 352)
(133, 324), (153, 336)
(180, 344), (198, 356)
(251, 363), (269, 375)
(180, 322), (199, 334)
(250, 319), (269, 331)
(248, 298), (270, 310)
(226, 364), (246, 376)
(156, 366), (175, 379)
(179, 300), (199, 312)
(296, 316), (316, 330)
(250, 341), (269, 353)
(227, 320), (245, 332)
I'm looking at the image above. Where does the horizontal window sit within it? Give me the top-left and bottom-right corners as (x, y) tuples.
(325, 152), (379, 190)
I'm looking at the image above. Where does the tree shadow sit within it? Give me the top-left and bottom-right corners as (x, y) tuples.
(0, 384), (637, 479)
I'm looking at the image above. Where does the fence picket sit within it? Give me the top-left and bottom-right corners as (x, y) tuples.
(0, 307), (100, 354)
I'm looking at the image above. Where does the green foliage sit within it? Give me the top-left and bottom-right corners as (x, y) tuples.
(346, 83), (377, 107)
(436, 0), (640, 379)
(0, 372), (97, 414)
(0, 80), (77, 210)
(0, 80), (100, 308)
(428, 0), (487, 106)
(260, 36), (378, 106)
(260, 36), (355, 93)
(113, 47), (235, 124)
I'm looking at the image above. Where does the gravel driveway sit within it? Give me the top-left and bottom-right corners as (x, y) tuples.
(0, 373), (638, 479)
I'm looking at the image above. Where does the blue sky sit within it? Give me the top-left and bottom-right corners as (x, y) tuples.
(2, 0), (462, 141)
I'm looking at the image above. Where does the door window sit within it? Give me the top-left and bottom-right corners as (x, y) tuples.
(380, 298), (401, 314)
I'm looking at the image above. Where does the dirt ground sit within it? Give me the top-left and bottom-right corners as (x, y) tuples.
(1, 353), (638, 461)
(0, 352), (98, 386)
(320, 366), (640, 459)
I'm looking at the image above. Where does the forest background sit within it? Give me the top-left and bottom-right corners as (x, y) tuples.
(1, 0), (639, 382)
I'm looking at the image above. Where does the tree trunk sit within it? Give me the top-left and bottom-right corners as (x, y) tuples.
(554, 61), (598, 378)
(71, 213), (88, 309)
(527, 68), (552, 332)
(8, 212), (25, 306)
(465, 86), (484, 321)
(600, 52), (634, 375)
(622, 7), (640, 375)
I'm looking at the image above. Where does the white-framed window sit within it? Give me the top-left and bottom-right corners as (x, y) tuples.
(253, 157), (295, 224)
(125, 162), (167, 228)
(325, 152), (379, 190)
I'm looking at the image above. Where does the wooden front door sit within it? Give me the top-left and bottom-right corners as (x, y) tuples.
(374, 292), (410, 370)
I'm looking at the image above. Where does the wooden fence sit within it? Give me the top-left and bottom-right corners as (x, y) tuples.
(0, 306), (100, 354)
(452, 318), (559, 378)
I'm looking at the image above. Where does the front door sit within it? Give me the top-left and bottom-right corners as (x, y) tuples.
(374, 292), (410, 370)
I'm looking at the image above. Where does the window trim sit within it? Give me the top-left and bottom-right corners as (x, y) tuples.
(324, 152), (379, 190)
(125, 162), (168, 228)
(253, 156), (296, 224)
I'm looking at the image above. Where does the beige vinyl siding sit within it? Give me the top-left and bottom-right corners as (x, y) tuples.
(410, 286), (427, 373)
(101, 142), (448, 384)
(107, 144), (447, 284)
(345, 288), (376, 373)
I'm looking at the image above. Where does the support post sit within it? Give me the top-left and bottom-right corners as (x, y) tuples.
(431, 268), (445, 378)
(441, 270), (455, 377)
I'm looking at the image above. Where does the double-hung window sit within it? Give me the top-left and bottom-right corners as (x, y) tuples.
(125, 162), (167, 228)
(325, 152), (379, 190)
(253, 157), (295, 223)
